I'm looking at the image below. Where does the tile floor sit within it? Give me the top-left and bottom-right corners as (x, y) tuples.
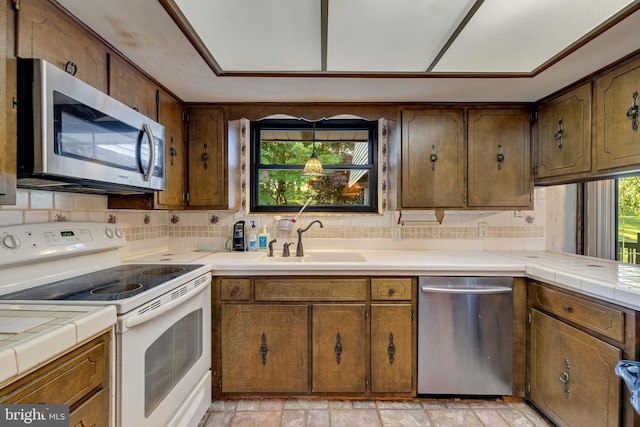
(197, 398), (554, 427)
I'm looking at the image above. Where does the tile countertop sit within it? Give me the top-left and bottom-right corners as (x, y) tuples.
(0, 304), (116, 387)
(201, 249), (640, 311)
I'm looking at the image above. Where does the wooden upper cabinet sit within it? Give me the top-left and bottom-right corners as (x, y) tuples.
(108, 54), (158, 119)
(594, 56), (640, 173)
(400, 109), (466, 208)
(188, 108), (227, 207)
(16, 0), (107, 91)
(156, 91), (186, 208)
(536, 83), (592, 182)
(467, 108), (533, 208)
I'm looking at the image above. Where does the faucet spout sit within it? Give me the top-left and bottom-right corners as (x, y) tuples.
(296, 220), (323, 257)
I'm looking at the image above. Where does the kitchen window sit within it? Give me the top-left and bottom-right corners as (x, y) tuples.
(250, 119), (378, 213)
(618, 176), (640, 263)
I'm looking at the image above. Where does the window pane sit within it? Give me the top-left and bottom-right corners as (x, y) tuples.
(257, 169), (369, 206)
(252, 119), (377, 213)
(617, 176), (640, 263)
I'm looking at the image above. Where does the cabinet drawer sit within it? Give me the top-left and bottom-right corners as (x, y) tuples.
(529, 283), (624, 342)
(69, 387), (109, 427)
(255, 278), (367, 301)
(371, 278), (412, 300)
(220, 278), (251, 301)
(0, 332), (109, 406)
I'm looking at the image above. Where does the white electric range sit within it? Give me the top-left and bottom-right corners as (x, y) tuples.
(0, 222), (212, 427)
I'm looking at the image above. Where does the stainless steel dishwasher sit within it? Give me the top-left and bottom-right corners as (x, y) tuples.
(418, 277), (513, 395)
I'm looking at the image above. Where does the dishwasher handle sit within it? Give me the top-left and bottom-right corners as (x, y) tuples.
(420, 285), (512, 294)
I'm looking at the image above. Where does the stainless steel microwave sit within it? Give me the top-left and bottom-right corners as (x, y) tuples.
(17, 58), (166, 194)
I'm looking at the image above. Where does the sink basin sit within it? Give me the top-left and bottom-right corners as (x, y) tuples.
(258, 251), (367, 263)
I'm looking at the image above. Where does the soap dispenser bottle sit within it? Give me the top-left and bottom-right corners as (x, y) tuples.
(248, 221), (258, 251)
(258, 225), (270, 251)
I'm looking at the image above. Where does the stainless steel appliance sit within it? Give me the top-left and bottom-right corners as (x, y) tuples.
(0, 222), (211, 427)
(418, 276), (513, 395)
(17, 58), (166, 194)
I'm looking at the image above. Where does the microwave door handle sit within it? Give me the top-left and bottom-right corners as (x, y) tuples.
(142, 124), (156, 182)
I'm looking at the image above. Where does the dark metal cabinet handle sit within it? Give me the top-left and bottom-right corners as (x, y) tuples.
(388, 288), (395, 295)
(388, 332), (396, 365)
(430, 145), (438, 171)
(554, 119), (564, 148)
(169, 137), (177, 166)
(335, 332), (342, 365)
(260, 333), (268, 365)
(628, 90), (639, 132)
(496, 144), (505, 170)
(231, 287), (239, 295)
(559, 358), (570, 398)
(562, 304), (572, 312)
(201, 143), (209, 169)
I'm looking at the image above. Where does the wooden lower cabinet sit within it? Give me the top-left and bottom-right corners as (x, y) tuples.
(216, 276), (416, 397)
(0, 331), (111, 426)
(529, 308), (620, 427)
(312, 304), (366, 393)
(220, 304), (308, 393)
(371, 304), (413, 393)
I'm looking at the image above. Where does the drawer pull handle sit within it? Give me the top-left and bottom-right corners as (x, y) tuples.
(389, 288), (395, 295)
(388, 332), (396, 365)
(260, 333), (268, 365)
(231, 287), (239, 295)
(335, 332), (342, 365)
(628, 90), (639, 132)
(562, 304), (572, 312)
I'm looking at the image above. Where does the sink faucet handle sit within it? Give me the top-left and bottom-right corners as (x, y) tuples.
(282, 242), (294, 257)
(267, 239), (277, 257)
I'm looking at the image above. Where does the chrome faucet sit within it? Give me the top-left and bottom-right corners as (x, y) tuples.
(296, 220), (324, 257)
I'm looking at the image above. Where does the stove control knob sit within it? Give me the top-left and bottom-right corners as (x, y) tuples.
(1, 234), (21, 250)
(105, 228), (114, 238)
(115, 228), (124, 239)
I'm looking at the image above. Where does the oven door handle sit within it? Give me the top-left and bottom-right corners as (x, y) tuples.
(124, 277), (210, 329)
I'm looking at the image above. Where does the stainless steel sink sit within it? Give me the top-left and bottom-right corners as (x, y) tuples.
(258, 250), (367, 263)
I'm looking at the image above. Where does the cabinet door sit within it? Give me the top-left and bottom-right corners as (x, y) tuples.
(312, 304), (366, 393)
(536, 83), (592, 180)
(108, 54), (158, 119)
(400, 109), (466, 208)
(595, 56), (640, 172)
(468, 108), (532, 208)
(221, 305), (308, 393)
(16, 0), (108, 91)
(371, 304), (413, 394)
(156, 91), (186, 208)
(188, 108), (227, 207)
(0, 0), (16, 205)
(529, 309), (620, 427)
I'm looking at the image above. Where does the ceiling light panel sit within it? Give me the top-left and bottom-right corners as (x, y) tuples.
(432, 0), (636, 73)
(174, 0), (321, 71)
(327, 0), (476, 72)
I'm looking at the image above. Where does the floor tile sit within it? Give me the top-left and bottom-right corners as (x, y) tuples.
(203, 411), (233, 427)
(307, 409), (330, 427)
(229, 410), (282, 427)
(283, 399), (329, 410)
(379, 409), (432, 426)
(331, 408), (382, 427)
(473, 409), (511, 427)
(427, 408), (484, 427)
(281, 410), (305, 427)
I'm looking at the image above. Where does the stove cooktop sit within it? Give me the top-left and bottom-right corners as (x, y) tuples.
(0, 264), (204, 302)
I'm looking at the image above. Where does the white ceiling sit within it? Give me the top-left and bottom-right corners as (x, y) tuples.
(56, 0), (640, 103)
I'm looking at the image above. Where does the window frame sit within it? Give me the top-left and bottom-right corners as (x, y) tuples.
(249, 118), (378, 213)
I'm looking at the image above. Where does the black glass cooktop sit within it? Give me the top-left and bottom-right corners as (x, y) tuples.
(0, 264), (203, 301)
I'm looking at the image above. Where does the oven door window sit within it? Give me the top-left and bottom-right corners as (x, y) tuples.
(53, 91), (163, 178)
(144, 308), (203, 416)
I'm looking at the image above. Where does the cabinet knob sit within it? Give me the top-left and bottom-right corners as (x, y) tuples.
(562, 304), (572, 312)
(389, 288), (395, 295)
(231, 287), (239, 295)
